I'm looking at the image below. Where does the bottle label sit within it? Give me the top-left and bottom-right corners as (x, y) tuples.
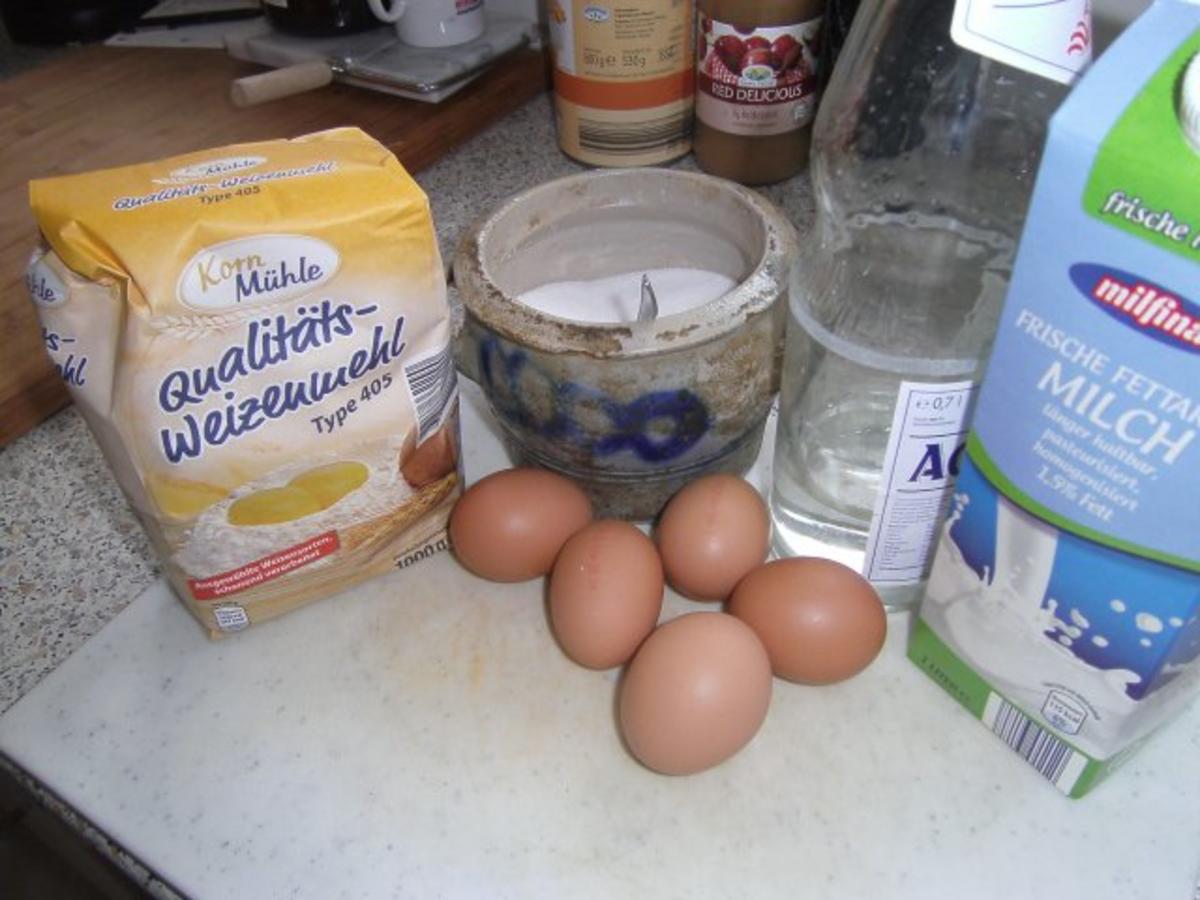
(550, 0), (691, 82)
(950, 0), (1092, 85)
(863, 380), (977, 586)
(695, 14), (822, 136)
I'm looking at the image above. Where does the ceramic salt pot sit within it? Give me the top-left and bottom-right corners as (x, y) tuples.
(453, 168), (797, 520)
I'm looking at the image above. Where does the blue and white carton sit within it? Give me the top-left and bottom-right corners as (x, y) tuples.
(909, 0), (1200, 797)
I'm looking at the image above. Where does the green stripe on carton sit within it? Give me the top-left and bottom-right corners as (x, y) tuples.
(1083, 28), (1200, 260)
(966, 435), (1200, 573)
(908, 617), (994, 718)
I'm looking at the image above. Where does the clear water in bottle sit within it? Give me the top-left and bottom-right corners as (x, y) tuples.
(768, 0), (1091, 610)
(771, 210), (1015, 608)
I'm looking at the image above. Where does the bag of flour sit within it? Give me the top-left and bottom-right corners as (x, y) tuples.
(28, 128), (461, 637)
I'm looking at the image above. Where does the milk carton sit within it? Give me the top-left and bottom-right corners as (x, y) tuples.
(909, 0), (1200, 797)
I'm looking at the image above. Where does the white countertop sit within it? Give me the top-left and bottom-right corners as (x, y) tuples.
(2, 381), (1198, 900)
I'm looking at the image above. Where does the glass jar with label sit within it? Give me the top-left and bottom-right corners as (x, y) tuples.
(768, 0), (1092, 610)
(549, 0), (695, 167)
(693, 0), (826, 185)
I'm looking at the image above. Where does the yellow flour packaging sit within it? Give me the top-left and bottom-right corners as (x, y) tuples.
(27, 128), (462, 637)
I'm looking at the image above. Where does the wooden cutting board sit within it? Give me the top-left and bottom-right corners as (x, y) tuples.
(0, 44), (548, 447)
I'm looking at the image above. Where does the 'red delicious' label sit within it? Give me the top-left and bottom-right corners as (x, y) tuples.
(695, 14), (822, 136)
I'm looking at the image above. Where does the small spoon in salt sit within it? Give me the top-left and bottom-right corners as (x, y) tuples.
(637, 273), (659, 322)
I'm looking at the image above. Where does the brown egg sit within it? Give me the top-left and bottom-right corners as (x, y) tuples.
(619, 612), (772, 775)
(655, 474), (769, 601)
(548, 520), (663, 669)
(728, 557), (886, 685)
(449, 467), (592, 582)
(401, 424), (458, 488)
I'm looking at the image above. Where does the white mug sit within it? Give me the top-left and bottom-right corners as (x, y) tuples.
(366, 0), (485, 48)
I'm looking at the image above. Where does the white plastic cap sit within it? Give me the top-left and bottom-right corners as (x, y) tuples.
(1180, 52), (1200, 154)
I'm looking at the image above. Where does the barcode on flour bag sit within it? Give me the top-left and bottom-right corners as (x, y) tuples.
(578, 112), (692, 157)
(983, 694), (1088, 793)
(405, 343), (457, 441)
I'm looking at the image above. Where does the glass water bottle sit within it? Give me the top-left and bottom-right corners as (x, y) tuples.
(769, 0), (1092, 610)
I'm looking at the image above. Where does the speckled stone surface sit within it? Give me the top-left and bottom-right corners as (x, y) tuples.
(9, 86), (1200, 900)
(3, 384), (1199, 900)
(0, 94), (814, 896)
(6, 12), (1191, 899)
(0, 93), (813, 718)
(0, 407), (159, 713)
